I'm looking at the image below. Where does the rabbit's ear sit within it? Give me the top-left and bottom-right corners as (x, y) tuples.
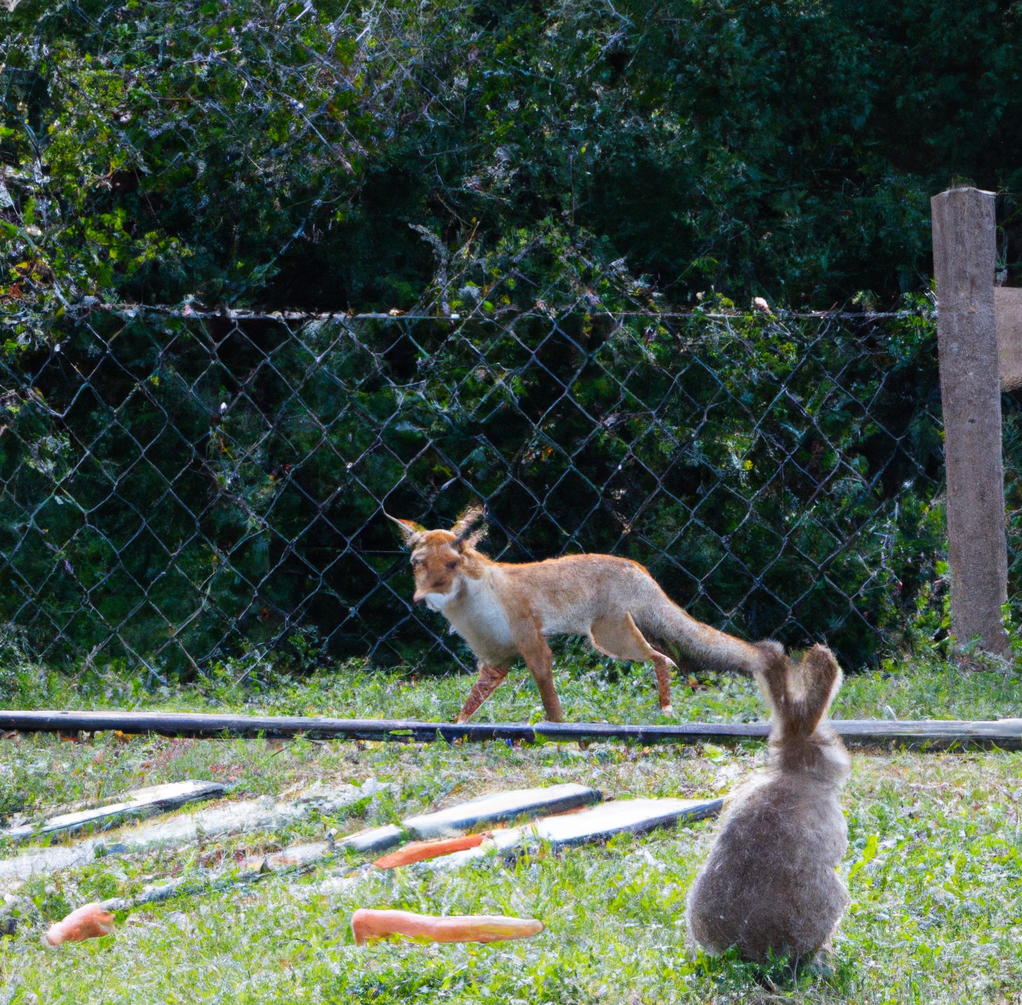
(788, 645), (842, 736)
(801, 644), (842, 722)
(758, 643), (842, 737)
(754, 643), (795, 722)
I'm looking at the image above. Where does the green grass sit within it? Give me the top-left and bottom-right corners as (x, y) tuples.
(6, 638), (1022, 725)
(2, 649), (1022, 1003)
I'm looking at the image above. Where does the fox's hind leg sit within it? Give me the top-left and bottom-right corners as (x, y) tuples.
(649, 652), (676, 714)
(456, 663), (509, 723)
(590, 613), (677, 714)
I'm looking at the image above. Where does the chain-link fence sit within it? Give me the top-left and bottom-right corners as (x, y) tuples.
(4, 300), (987, 678)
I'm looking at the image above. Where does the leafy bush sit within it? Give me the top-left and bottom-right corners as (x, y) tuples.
(3, 0), (1022, 324)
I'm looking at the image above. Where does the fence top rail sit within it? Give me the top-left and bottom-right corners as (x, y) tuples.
(68, 302), (931, 323)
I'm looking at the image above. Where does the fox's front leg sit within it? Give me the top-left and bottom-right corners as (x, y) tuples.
(509, 612), (564, 723)
(456, 663), (509, 723)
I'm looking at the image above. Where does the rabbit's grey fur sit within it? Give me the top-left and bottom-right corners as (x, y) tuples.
(686, 642), (851, 963)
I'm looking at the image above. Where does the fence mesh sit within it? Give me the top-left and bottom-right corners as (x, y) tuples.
(2, 301), (977, 677)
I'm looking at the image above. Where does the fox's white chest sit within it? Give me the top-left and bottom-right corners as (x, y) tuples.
(424, 592), (452, 613)
(440, 577), (516, 662)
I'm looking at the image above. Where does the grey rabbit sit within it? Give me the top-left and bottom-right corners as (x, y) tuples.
(686, 642), (851, 964)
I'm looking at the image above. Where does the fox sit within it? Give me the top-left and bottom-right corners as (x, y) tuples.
(387, 505), (790, 723)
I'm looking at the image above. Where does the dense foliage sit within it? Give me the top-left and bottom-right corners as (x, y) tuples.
(3, 0), (1022, 320)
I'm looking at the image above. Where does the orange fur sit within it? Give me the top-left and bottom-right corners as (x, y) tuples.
(387, 507), (781, 722)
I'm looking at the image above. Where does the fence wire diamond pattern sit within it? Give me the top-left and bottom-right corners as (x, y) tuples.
(0, 304), (953, 676)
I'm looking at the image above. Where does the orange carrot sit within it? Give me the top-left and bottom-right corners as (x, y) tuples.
(351, 908), (543, 945)
(373, 834), (484, 869)
(45, 903), (115, 946)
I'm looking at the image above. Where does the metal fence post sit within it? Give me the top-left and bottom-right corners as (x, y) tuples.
(931, 186), (1009, 654)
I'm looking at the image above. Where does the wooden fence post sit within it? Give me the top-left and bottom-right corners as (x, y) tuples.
(931, 187), (1009, 654)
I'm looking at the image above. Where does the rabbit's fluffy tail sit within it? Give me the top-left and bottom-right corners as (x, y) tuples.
(757, 643), (842, 738)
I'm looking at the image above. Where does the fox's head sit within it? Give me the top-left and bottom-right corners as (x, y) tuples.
(386, 506), (487, 610)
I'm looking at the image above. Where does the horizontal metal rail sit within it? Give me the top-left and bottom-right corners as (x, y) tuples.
(86, 303), (923, 322)
(2, 710), (1021, 750)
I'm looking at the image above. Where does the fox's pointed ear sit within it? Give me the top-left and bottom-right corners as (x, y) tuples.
(452, 504), (487, 551)
(384, 511), (426, 548)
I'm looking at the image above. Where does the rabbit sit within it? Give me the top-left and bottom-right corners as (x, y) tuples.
(685, 642), (851, 964)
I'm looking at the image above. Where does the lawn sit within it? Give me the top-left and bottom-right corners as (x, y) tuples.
(2, 650), (1022, 1004)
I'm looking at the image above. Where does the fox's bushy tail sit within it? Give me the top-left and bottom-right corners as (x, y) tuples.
(641, 600), (777, 678)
